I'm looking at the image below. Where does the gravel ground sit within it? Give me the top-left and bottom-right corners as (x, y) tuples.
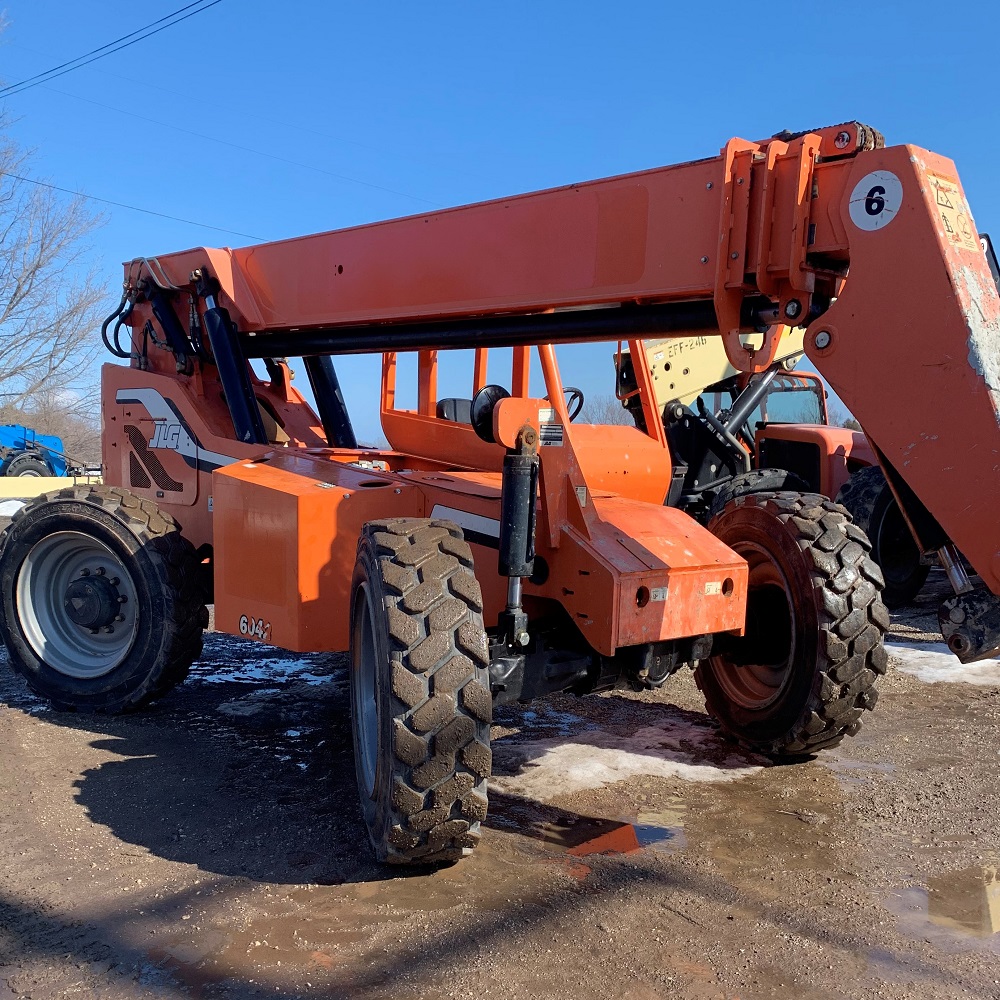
(1, 510), (999, 1000)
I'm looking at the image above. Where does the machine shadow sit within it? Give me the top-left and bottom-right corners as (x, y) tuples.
(0, 628), (767, 890)
(0, 633), (386, 888)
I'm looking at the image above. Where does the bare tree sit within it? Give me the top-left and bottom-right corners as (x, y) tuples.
(578, 393), (636, 426)
(0, 113), (104, 410)
(827, 402), (862, 431)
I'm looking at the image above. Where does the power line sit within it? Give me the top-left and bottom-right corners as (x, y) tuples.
(0, 2), (224, 99)
(0, 1), (210, 93)
(11, 38), (445, 173)
(4, 172), (265, 242)
(42, 85), (442, 207)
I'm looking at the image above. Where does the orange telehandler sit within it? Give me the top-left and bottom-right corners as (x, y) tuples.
(1, 122), (997, 865)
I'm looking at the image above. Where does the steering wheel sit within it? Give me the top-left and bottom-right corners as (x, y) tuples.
(562, 386), (585, 422)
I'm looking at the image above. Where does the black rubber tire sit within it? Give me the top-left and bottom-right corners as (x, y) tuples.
(697, 492), (889, 756)
(6, 456), (50, 477)
(349, 518), (492, 865)
(0, 485), (207, 712)
(836, 465), (929, 608)
(707, 468), (810, 521)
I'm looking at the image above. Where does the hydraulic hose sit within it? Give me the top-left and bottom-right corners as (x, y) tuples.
(101, 292), (132, 359)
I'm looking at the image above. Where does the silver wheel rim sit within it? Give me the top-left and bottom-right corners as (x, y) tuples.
(16, 469), (43, 477)
(16, 531), (139, 678)
(351, 582), (379, 799)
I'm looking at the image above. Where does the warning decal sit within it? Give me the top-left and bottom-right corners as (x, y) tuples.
(929, 174), (979, 254)
(539, 423), (564, 447)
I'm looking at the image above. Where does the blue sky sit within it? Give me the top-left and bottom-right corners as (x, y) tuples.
(2, 1), (1000, 442)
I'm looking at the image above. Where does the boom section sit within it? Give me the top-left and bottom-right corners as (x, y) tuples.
(129, 123), (883, 367)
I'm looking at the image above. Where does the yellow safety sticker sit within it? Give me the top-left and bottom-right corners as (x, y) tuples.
(928, 174), (979, 253)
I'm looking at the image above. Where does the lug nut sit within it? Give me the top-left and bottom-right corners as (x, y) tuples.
(115, 614), (125, 623)
(104, 625), (115, 634)
(95, 567), (105, 576)
(89, 628), (99, 635)
(80, 569), (90, 577)
(118, 595), (128, 604)
(110, 577), (120, 586)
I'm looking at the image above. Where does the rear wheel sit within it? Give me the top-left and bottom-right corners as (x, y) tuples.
(836, 465), (929, 608)
(697, 492), (889, 756)
(0, 486), (206, 712)
(350, 518), (492, 864)
(6, 456), (50, 477)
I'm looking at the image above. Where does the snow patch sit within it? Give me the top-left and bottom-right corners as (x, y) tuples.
(888, 642), (1000, 686)
(0, 500), (25, 516)
(493, 721), (760, 800)
(189, 657), (339, 686)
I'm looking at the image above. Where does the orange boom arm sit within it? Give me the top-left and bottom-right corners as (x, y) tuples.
(115, 121), (1000, 657)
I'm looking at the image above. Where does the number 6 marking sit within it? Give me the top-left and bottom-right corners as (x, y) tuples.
(864, 185), (886, 216)
(849, 171), (903, 232)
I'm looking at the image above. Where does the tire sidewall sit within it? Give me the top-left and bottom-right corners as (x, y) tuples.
(348, 534), (395, 857)
(702, 500), (821, 743)
(9, 457), (50, 477)
(0, 499), (169, 708)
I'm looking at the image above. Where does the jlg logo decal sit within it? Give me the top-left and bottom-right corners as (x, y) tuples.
(239, 615), (272, 641)
(115, 387), (238, 473)
(149, 422), (184, 450)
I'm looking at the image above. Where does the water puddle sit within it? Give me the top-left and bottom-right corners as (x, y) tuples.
(489, 788), (687, 874)
(634, 802), (688, 851)
(885, 862), (1000, 952)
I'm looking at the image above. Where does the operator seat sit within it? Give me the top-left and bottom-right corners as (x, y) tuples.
(436, 398), (473, 424)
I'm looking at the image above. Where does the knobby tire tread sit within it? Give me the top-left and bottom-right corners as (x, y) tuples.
(360, 518), (491, 865)
(697, 491), (889, 756)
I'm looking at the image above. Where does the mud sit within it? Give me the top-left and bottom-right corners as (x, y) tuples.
(2, 566), (1000, 998)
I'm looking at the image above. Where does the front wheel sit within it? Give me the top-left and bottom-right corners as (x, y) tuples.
(697, 492), (889, 756)
(0, 486), (207, 712)
(707, 467), (810, 522)
(349, 518), (492, 864)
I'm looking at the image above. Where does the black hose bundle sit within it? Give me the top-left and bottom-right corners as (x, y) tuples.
(100, 292), (133, 359)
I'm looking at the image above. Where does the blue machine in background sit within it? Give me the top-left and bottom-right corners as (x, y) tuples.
(0, 425), (71, 477)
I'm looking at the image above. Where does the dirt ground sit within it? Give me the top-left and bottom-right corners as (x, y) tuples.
(2, 560), (1000, 999)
